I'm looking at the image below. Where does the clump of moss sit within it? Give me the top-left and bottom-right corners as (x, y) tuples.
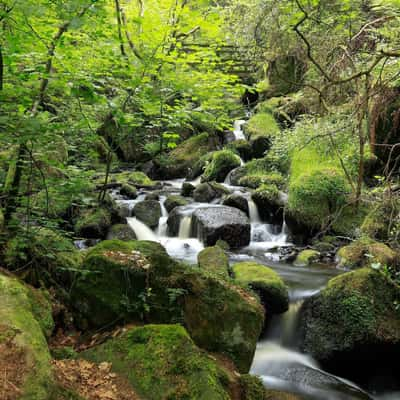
(232, 262), (289, 314)
(247, 112), (280, 139)
(240, 374), (265, 400)
(83, 324), (231, 400)
(202, 150), (242, 183)
(0, 273), (55, 398)
(337, 238), (397, 269)
(253, 184), (280, 204)
(288, 167), (350, 230)
(239, 171), (284, 190)
(74, 207), (112, 238)
(198, 246), (230, 279)
(128, 171), (156, 187)
(294, 249), (321, 267)
(164, 195), (189, 213)
(300, 268), (400, 363)
(120, 183), (138, 199)
(106, 224), (137, 241)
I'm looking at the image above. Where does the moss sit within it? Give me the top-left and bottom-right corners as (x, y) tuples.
(120, 183), (138, 199)
(198, 246), (230, 279)
(133, 200), (161, 228)
(71, 240), (178, 328)
(288, 166), (350, 231)
(74, 207), (112, 238)
(240, 374), (265, 400)
(294, 249), (321, 267)
(227, 140), (253, 161)
(239, 172), (284, 190)
(128, 171), (156, 187)
(337, 238), (397, 269)
(83, 324), (231, 400)
(265, 390), (304, 400)
(164, 195), (189, 213)
(166, 133), (218, 178)
(51, 346), (78, 360)
(247, 113), (280, 140)
(107, 224), (137, 241)
(300, 268), (400, 362)
(0, 273), (55, 399)
(202, 150), (242, 183)
(232, 262), (289, 314)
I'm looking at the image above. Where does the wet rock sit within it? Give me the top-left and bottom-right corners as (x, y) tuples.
(133, 200), (161, 229)
(192, 206), (250, 248)
(74, 208), (112, 239)
(106, 224), (137, 241)
(232, 261), (289, 314)
(145, 192), (160, 201)
(181, 182), (195, 197)
(223, 194), (249, 216)
(164, 195), (189, 213)
(119, 183), (137, 199)
(193, 182), (230, 203)
(300, 268), (400, 385)
(167, 206), (190, 236)
(229, 166), (247, 186)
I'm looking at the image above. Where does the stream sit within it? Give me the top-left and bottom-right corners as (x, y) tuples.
(108, 120), (399, 400)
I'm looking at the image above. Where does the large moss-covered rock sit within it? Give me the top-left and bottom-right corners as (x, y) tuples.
(172, 271), (264, 373)
(133, 200), (161, 229)
(181, 182), (195, 197)
(240, 374), (265, 400)
(300, 268), (400, 381)
(233, 262), (289, 314)
(70, 240), (177, 328)
(227, 140), (253, 161)
(83, 324), (232, 400)
(336, 238), (397, 269)
(252, 184), (285, 224)
(193, 182), (230, 203)
(74, 207), (112, 238)
(202, 150), (242, 183)
(294, 249), (321, 267)
(119, 183), (138, 199)
(106, 224), (137, 241)
(164, 133), (218, 179)
(0, 273), (55, 399)
(246, 113), (279, 158)
(198, 245), (230, 279)
(164, 195), (189, 213)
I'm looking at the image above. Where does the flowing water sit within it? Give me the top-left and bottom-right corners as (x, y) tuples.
(105, 119), (400, 399)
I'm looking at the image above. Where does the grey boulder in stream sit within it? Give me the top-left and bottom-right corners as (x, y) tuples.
(192, 206), (250, 248)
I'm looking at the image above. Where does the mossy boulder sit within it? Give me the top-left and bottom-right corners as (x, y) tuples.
(106, 224), (137, 241)
(172, 270), (265, 373)
(227, 140), (253, 161)
(74, 207), (112, 239)
(119, 183), (138, 199)
(198, 246), (230, 279)
(193, 182), (230, 203)
(336, 238), (397, 269)
(133, 200), (161, 229)
(223, 194), (249, 216)
(181, 182), (195, 197)
(0, 273), (55, 399)
(127, 171), (157, 188)
(238, 172), (285, 190)
(145, 192), (160, 201)
(294, 249), (321, 267)
(232, 262), (289, 314)
(300, 268), (400, 381)
(288, 167), (350, 232)
(240, 374), (265, 400)
(252, 184), (285, 223)
(82, 324), (232, 400)
(246, 113), (280, 158)
(202, 150), (242, 183)
(70, 240), (177, 328)
(164, 195), (189, 213)
(164, 133), (218, 179)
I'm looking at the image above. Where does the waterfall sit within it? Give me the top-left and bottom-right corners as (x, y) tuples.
(157, 198), (169, 237)
(127, 218), (158, 241)
(248, 199), (261, 223)
(233, 120), (246, 140)
(178, 216), (192, 239)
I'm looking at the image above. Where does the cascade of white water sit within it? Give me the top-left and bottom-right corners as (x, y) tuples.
(248, 199), (261, 223)
(127, 218), (158, 241)
(178, 216), (192, 239)
(157, 198), (169, 236)
(233, 120), (246, 140)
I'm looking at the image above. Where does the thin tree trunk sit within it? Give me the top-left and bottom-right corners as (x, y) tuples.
(0, 44), (3, 91)
(115, 0), (127, 57)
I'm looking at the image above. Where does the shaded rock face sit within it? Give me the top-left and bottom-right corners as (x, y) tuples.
(299, 268), (400, 386)
(193, 182), (229, 203)
(181, 182), (195, 197)
(193, 206), (251, 248)
(223, 194), (249, 216)
(106, 224), (137, 241)
(133, 200), (161, 228)
(249, 136), (271, 159)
